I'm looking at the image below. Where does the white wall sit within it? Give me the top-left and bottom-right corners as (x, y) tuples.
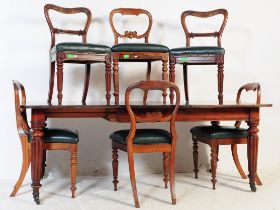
(0, 0), (279, 180)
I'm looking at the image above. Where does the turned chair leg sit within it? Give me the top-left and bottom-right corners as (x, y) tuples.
(163, 152), (169, 188)
(217, 59), (224, 105)
(210, 145), (218, 190)
(47, 61), (55, 104)
(10, 140), (30, 197)
(169, 150), (176, 205)
(112, 147), (119, 191)
(70, 144), (77, 198)
(113, 58), (119, 105)
(143, 61), (151, 104)
(193, 138), (199, 178)
(231, 144), (247, 179)
(127, 151), (140, 208)
(82, 64), (91, 104)
(56, 58), (64, 105)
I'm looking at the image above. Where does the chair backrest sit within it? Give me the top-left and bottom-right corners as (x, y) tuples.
(181, 9), (228, 47)
(109, 8), (153, 44)
(44, 4), (92, 48)
(125, 80), (180, 145)
(12, 80), (30, 137)
(235, 83), (261, 128)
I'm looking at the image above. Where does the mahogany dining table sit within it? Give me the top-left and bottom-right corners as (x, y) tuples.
(24, 101), (272, 204)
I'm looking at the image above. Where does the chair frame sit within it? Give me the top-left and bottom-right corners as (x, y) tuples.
(169, 9), (228, 104)
(109, 8), (169, 105)
(192, 83), (262, 189)
(10, 80), (78, 201)
(111, 80), (180, 208)
(44, 4), (112, 105)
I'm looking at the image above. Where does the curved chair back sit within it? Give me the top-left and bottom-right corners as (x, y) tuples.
(109, 8), (153, 44)
(44, 4), (92, 48)
(181, 9), (228, 47)
(235, 83), (261, 128)
(12, 80), (30, 137)
(125, 80), (180, 145)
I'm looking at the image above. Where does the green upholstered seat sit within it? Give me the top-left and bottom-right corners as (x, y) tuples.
(54, 42), (111, 54)
(170, 46), (225, 56)
(110, 129), (171, 145)
(190, 125), (248, 139)
(111, 43), (169, 53)
(29, 128), (79, 144)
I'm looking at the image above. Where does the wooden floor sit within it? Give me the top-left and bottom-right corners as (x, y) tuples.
(2, 168), (280, 210)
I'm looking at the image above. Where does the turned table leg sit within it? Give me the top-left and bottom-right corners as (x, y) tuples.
(247, 118), (259, 192)
(31, 110), (46, 204)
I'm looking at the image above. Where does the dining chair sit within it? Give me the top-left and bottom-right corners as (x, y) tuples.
(109, 8), (169, 105)
(190, 83), (262, 189)
(169, 9), (228, 104)
(110, 80), (180, 208)
(44, 4), (112, 105)
(10, 80), (79, 202)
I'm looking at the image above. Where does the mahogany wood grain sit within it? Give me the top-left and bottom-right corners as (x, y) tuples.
(169, 9), (228, 105)
(109, 8), (169, 105)
(111, 81), (180, 208)
(45, 4), (111, 105)
(11, 81), (78, 203)
(191, 83), (263, 189)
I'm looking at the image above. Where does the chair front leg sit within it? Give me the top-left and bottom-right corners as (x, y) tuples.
(193, 138), (199, 179)
(210, 144), (218, 189)
(105, 55), (112, 105)
(112, 147), (119, 191)
(70, 144), (78, 198)
(56, 53), (64, 105)
(169, 55), (176, 104)
(217, 55), (224, 105)
(162, 59), (168, 104)
(163, 152), (169, 189)
(113, 57), (119, 105)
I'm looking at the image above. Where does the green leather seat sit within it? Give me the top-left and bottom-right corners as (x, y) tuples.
(29, 128), (79, 144)
(111, 43), (169, 53)
(110, 129), (171, 145)
(170, 46), (225, 56)
(190, 125), (248, 139)
(54, 42), (111, 54)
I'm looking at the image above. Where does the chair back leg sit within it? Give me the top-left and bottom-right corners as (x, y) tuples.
(82, 64), (91, 104)
(10, 141), (30, 197)
(70, 144), (78, 198)
(143, 61), (152, 104)
(231, 144), (247, 179)
(128, 151), (140, 208)
(47, 62), (55, 104)
(169, 150), (176, 204)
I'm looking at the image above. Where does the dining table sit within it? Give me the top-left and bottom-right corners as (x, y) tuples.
(24, 100), (272, 204)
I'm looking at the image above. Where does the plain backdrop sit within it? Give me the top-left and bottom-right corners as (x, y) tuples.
(0, 0), (279, 182)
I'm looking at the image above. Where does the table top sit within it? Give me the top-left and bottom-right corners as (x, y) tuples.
(23, 101), (272, 109)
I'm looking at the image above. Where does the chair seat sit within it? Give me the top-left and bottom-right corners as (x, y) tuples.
(29, 128), (79, 144)
(110, 129), (171, 145)
(54, 42), (111, 54)
(190, 125), (248, 139)
(111, 43), (169, 53)
(170, 46), (225, 56)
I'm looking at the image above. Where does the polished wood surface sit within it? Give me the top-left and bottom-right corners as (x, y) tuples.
(169, 9), (228, 104)
(111, 81), (180, 207)
(109, 8), (169, 105)
(11, 81), (78, 204)
(45, 4), (111, 105)
(24, 96), (271, 204)
(191, 83), (262, 190)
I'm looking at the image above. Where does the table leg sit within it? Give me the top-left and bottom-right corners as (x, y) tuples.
(247, 118), (259, 192)
(31, 110), (46, 204)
